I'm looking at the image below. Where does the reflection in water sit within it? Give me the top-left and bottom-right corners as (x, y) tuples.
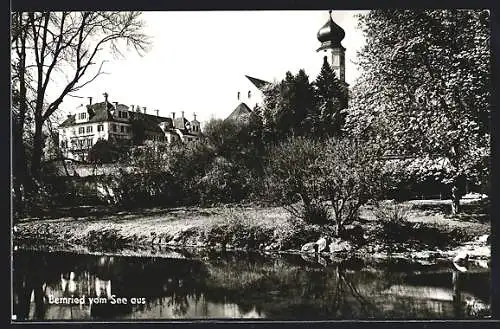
(12, 250), (491, 320)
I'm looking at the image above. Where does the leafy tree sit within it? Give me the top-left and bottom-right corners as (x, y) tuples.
(203, 116), (265, 175)
(197, 156), (251, 205)
(88, 139), (123, 164)
(203, 118), (242, 158)
(345, 9), (490, 213)
(130, 117), (148, 145)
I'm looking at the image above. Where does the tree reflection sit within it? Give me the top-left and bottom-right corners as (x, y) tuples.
(13, 252), (48, 320)
(12, 250), (490, 320)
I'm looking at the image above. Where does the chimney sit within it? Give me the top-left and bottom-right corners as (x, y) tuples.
(131, 105), (135, 111)
(193, 113), (197, 121)
(155, 109), (159, 117)
(136, 105), (140, 113)
(181, 111), (184, 119)
(172, 112), (175, 119)
(103, 92), (108, 105)
(113, 101), (118, 109)
(88, 97), (93, 105)
(143, 106), (147, 114)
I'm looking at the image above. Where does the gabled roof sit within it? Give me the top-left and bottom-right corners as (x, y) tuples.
(245, 75), (270, 90)
(59, 115), (75, 127)
(225, 102), (253, 122)
(59, 101), (116, 127)
(129, 111), (173, 134)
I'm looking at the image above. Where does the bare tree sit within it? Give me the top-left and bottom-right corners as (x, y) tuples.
(11, 11), (151, 196)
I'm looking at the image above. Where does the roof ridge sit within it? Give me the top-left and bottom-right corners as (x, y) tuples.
(245, 75), (270, 90)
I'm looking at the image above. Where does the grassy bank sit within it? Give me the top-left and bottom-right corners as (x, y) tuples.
(13, 200), (490, 261)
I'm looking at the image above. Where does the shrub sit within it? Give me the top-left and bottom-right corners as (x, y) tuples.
(319, 138), (384, 234)
(375, 201), (414, 243)
(374, 201), (413, 223)
(197, 157), (250, 205)
(265, 137), (327, 224)
(88, 139), (125, 164)
(301, 202), (330, 225)
(265, 137), (384, 234)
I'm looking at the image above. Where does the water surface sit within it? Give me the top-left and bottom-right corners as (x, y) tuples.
(12, 248), (491, 320)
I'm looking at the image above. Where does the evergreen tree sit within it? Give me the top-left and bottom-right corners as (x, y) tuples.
(260, 69), (315, 143)
(313, 56), (348, 138)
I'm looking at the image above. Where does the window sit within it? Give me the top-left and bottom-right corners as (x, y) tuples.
(97, 124), (104, 132)
(112, 124), (117, 132)
(78, 139), (84, 147)
(120, 126), (124, 133)
(86, 126), (93, 133)
(79, 112), (87, 120)
(87, 138), (93, 146)
(78, 127), (85, 134)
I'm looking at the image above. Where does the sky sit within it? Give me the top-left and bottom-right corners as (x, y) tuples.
(59, 10), (368, 125)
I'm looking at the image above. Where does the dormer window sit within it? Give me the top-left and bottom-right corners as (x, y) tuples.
(117, 111), (128, 119)
(79, 113), (87, 120)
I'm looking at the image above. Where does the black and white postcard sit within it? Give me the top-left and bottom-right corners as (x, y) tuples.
(11, 9), (493, 321)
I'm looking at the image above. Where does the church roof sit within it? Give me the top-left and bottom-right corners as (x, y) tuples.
(225, 102), (253, 122)
(245, 75), (270, 90)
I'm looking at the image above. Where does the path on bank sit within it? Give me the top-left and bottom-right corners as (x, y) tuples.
(13, 201), (490, 262)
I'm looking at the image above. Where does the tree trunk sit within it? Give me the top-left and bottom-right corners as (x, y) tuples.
(31, 116), (44, 183)
(451, 183), (461, 215)
(13, 128), (28, 217)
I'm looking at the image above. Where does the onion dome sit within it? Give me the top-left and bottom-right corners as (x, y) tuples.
(317, 10), (345, 50)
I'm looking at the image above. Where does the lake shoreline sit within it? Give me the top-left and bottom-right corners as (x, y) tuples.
(12, 200), (491, 264)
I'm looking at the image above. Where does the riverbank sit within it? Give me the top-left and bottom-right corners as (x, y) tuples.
(13, 199), (490, 263)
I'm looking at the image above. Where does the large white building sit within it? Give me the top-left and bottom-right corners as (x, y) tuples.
(58, 92), (201, 161)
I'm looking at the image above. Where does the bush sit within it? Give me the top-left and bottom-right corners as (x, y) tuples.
(375, 201), (414, 243)
(265, 137), (327, 224)
(319, 138), (384, 234)
(265, 137), (384, 234)
(197, 157), (251, 205)
(301, 202), (330, 225)
(374, 201), (413, 223)
(88, 139), (125, 164)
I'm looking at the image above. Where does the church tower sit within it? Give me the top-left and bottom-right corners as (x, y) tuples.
(316, 10), (346, 82)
